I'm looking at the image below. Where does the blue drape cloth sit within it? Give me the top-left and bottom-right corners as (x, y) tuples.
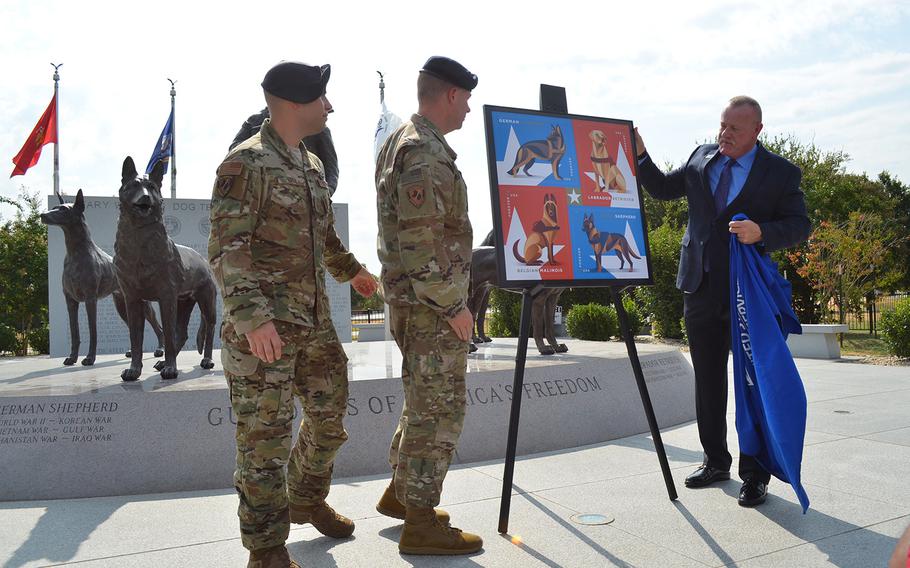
(729, 213), (810, 512)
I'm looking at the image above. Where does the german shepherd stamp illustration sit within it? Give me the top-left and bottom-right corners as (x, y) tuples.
(41, 189), (164, 366)
(114, 157), (217, 381)
(508, 125), (567, 180)
(512, 193), (560, 265)
(589, 130), (627, 192)
(581, 213), (641, 272)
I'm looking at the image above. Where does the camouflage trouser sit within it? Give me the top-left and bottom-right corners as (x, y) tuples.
(222, 318), (349, 551)
(387, 303), (468, 508)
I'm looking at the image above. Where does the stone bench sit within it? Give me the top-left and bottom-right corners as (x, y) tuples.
(354, 323), (386, 342)
(786, 323), (849, 359)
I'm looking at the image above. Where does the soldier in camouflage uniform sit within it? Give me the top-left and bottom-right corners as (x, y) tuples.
(209, 61), (378, 568)
(228, 108), (339, 192)
(374, 56), (482, 556)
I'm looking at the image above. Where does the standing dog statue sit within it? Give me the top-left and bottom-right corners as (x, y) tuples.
(41, 189), (164, 366)
(469, 231), (567, 355)
(589, 130), (627, 192)
(581, 213), (641, 272)
(114, 157), (217, 381)
(512, 193), (560, 266)
(508, 125), (567, 180)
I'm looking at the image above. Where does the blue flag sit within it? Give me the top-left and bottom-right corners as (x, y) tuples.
(146, 109), (174, 175)
(729, 213), (810, 513)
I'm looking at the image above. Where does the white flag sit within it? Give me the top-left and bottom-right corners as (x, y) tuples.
(374, 101), (403, 160)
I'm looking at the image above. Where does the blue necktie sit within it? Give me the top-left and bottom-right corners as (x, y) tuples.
(705, 157), (737, 272)
(715, 158), (737, 215)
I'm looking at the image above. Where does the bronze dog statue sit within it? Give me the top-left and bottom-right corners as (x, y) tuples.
(41, 189), (164, 366)
(114, 157), (218, 381)
(469, 231), (567, 355)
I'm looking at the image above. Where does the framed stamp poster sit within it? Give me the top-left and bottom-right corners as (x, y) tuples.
(484, 105), (653, 288)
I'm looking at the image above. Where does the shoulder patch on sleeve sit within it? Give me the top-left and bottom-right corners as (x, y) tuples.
(398, 163), (436, 219)
(213, 161), (249, 200)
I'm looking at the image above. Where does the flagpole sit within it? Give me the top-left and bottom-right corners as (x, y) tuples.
(51, 62), (62, 198)
(167, 78), (176, 199)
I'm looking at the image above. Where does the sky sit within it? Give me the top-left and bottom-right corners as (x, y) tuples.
(2, 0), (908, 274)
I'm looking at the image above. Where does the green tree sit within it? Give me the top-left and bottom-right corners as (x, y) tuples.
(635, 223), (685, 338)
(795, 212), (904, 324)
(349, 266), (384, 312)
(0, 189), (48, 355)
(877, 171), (910, 290)
(761, 135), (905, 322)
(487, 288), (521, 337)
(641, 160), (688, 231)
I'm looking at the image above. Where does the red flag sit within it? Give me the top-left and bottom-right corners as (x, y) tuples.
(10, 93), (58, 178)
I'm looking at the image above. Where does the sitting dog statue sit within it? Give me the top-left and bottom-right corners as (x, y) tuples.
(41, 189), (164, 366)
(114, 157), (217, 381)
(468, 231), (567, 355)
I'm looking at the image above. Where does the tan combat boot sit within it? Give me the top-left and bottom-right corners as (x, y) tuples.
(289, 501), (355, 538)
(375, 483), (450, 525)
(247, 544), (300, 568)
(399, 507), (483, 555)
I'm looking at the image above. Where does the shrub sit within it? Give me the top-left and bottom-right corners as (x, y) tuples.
(880, 298), (910, 358)
(0, 323), (21, 355)
(621, 295), (643, 336)
(565, 303), (617, 341)
(28, 322), (50, 355)
(487, 288), (521, 337)
(635, 224), (685, 338)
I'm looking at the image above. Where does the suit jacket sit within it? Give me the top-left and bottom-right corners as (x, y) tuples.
(638, 142), (811, 294)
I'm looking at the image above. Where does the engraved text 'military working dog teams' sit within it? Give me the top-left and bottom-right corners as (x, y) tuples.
(40, 189), (164, 366)
(508, 124), (567, 180)
(512, 193), (560, 266)
(114, 157), (218, 381)
(581, 213), (641, 273)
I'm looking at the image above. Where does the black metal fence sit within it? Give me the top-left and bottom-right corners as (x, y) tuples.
(844, 292), (909, 336)
(351, 310), (385, 325)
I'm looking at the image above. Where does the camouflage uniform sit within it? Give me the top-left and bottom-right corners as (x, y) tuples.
(208, 118), (362, 552)
(229, 107), (339, 192)
(375, 114), (473, 508)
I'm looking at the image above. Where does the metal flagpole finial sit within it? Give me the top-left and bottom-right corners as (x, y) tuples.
(51, 63), (62, 199)
(167, 78), (176, 97)
(377, 71), (385, 105)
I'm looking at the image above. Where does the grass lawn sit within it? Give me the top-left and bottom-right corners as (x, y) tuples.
(839, 331), (891, 357)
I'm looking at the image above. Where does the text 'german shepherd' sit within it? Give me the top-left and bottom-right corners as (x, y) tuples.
(512, 193), (560, 265)
(508, 125), (566, 180)
(115, 157), (217, 381)
(581, 213), (641, 272)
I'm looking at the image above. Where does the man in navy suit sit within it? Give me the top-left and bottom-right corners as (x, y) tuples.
(635, 96), (811, 507)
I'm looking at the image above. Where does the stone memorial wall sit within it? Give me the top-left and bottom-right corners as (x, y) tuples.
(46, 195), (352, 357)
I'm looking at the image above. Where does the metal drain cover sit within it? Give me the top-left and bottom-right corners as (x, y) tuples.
(570, 513), (614, 525)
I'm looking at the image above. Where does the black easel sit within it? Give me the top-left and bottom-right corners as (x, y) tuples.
(497, 85), (677, 535)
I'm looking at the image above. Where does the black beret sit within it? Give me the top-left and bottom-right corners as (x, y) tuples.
(261, 61), (330, 104)
(420, 56), (478, 91)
